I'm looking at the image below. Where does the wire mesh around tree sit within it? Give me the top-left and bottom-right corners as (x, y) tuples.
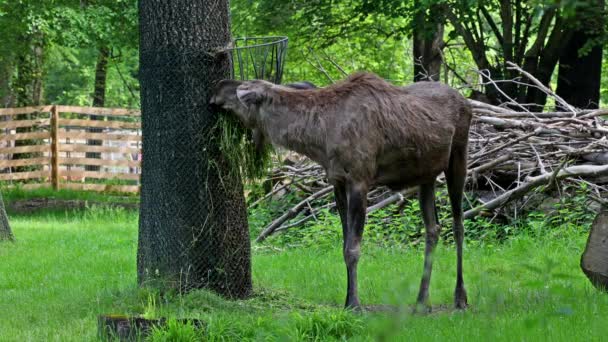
(228, 36), (288, 84)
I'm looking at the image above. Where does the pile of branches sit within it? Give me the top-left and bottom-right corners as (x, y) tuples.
(253, 64), (608, 242)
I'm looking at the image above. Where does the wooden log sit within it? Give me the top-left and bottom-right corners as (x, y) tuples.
(256, 186), (334, 242)
(581, 209), (608, 292)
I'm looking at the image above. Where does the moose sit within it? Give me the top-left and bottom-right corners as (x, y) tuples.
(210, 73), (472, 311)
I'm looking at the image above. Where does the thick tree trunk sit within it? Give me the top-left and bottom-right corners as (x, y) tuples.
(86, 46), (110, 172)
(412, 5), (443, 82)
(581, 209), (608, 292)
(137, 0), (252, 298)
(556, 0), (605, 110)
(523, 15), (571, 110)
(12, 35), (45, 172)
(0, 192), (13, 241)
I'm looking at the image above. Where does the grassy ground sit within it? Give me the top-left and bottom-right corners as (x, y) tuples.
(1, 186), (139, 204)
(1, 206), (607, 341)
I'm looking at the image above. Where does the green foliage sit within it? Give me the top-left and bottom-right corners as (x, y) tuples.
(148, 319), (203, 342)
(255, 182), (597, 250)
(290, 309), (363, 341)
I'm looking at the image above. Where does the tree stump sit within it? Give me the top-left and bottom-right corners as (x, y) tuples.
(581, 209), (608, 292)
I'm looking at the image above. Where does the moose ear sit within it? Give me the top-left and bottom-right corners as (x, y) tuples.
(236, 85), (264, 107)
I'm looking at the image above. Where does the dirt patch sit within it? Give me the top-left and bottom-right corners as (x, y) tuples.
(7, 198), (139, 214)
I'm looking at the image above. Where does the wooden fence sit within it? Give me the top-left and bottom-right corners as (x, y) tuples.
(0, 105), (141, 193)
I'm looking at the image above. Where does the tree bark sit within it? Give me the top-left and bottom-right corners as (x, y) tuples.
(524, 15), (572, 109)
(12, 33), (46, 172)
(0, 192), (13, 241)
(86, 46), (110, 172)
(412, 4), (443, 82)
(556, 0), (605, 110)
(137, 0), (252, 298)
(581, 208), (608, 292)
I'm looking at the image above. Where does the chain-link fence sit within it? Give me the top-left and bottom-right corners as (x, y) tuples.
(137, 0), (287, 300)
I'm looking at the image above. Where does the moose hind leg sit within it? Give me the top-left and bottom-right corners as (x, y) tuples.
(334, 182), (348, 249)
(446, 145), (468, 309)
(343, 182), (368, 309)
(416, 182), (441, 311)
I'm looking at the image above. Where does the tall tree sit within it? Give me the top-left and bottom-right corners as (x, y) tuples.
(556, 0), (606, 109)
(137, 0), (252, 298)
(412, 3), (444, 82)
(86, 46), (110, 172)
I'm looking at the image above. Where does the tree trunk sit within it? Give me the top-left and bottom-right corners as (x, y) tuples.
(86, 46), (110, 172)
(31, 37), (43, 106)
(137, 0), (252, 298)
(556, 0), (605, 110)
(0, 62), (13, 107)
(412, 4), (443, 82)
(523, 13), (572, 109)
(12, 34), (45, 172)
(581, 208), (608, 292)
(0, 192), (13, 241)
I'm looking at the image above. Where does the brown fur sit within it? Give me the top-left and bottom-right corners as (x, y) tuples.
(213, 72), (472, 310)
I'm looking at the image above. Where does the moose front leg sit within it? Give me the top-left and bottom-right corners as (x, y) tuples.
(416, 182), (441, 312)
(343, 181), (368, 310)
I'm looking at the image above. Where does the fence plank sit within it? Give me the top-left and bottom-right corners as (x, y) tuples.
(62, 183), (140, 193)
(0, 132), (51, 142)
(60, 157), (140, 168)
(62, 170), (140, 181)
(58, 130), (142, 142)
(0, 170), (50, 181)
(0, 145), (51, 154)
(0, 157), (51, 168)
(59, 144), (140, 154)
(0, 119), (51, 129)
(58, 119), (140, 130)
(0, 106), (53, 116)
(56, 105), (140, 117)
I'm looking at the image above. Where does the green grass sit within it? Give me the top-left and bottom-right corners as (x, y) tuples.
(1, 207), (607, 341)
(0, 186), (139, 205)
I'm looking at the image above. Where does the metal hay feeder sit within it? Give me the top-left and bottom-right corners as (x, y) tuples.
(227, 36), (288, 84)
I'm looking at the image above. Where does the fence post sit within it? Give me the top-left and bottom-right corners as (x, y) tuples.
(50, 105), (59, 190)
